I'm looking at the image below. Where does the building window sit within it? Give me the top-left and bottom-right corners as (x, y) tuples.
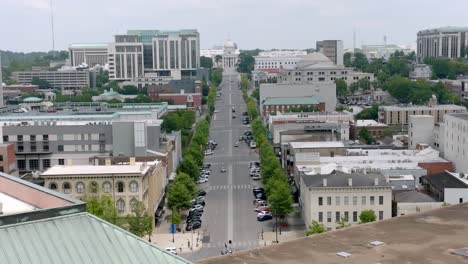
(90, 181), (98, 193)
(318, 212), (323, 222)
(17, 160), (26, 170)
(335, 211), (340, 222)
(344, 196), (349, 205)
(0, 155), (3, 161)
(18, 135), (23, 142)
(318, 197), (323, 206)
(379, 211), (383, 220)
(49, 182), (57, 190)
(29, 159), (39, 170)
(327, 212), (332, 222)
(344, 211), (349, 221)
(379, 196), (384, 205)
(103, 182), (112, 193)
(30, 145), (37, 152)
(3, 135), (8, 142)
(58, 145), (64, 152)
(63, 182), (71, 194)
(30, 135), (36, 141)
(130, 181), (138, 193)
(353, 211), (358, 222)
(130, 198), (138, 211)
(327, 197), (332, 205)
(43, 135), (49, 141)
(353, 196), (358, 205)
(18, 145), (24, 152)
(117, 199), (125, 213)
(117, 181), (125, 193)
(361, 196), (366, 205)
(335, 196), (340, 206)
(370, 196), (375, 205)
(460, 198), (464, 203)
(42, 159), (51, 169)
(76, 182), (85, 194)
(58, 159), (65, 165)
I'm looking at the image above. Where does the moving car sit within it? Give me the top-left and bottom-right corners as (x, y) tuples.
(204, 150), (214, 156)
(257, 211), (273, 221)
(234, 142), (239, 147)
(198, 190), (207, 196)
(232, 115), (236, 119)
(220, 167), (227, 173)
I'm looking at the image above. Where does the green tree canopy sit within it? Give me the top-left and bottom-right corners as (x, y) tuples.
(127, 201), (153, 237)
(83, 195), (120, 226)
(356, 105), (379, 120)
(174, 172), (197, 198)
(167, 181), (192, 210)
(358, 127), (374, 144)
(177, 155), (199, 180)
(200, 56), (213, 69)
(31, 77), (50, 89)
(268, 178), (294, 218)
(336, 79), (348, 96)
(359, 209), (377, 223)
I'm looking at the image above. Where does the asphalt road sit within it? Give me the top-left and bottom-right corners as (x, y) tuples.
(182, 71), (270, 261)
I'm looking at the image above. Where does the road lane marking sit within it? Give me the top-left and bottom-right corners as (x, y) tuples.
(227, 162), (233, 242)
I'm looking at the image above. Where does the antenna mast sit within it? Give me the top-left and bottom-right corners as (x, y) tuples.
(50, 0), (56, 52)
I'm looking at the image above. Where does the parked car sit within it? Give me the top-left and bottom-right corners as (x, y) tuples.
(234, 142), (239, 147)
(198, 190), (207, 196)
(186, 221), (202, 231)
(204, 150), (214, 156)
(254, 206), (270, 212)
(242, 112), (248, 116)
(192, 200), (206, 206)
(165, 247), (178, 255)
(191, 204), (204, 211)
(202, 163), (211, 168)
(250, 142), (257, 149)
(257, 211), (273, 221)
(250, 162), (261, 167)
(197, 178), (208, 184)
(252, 175), (261, 181)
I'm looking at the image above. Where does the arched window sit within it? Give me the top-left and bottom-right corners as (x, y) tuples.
(117, 181), (124, 193)
(130, 198), (138, 211)
(49, 182), (58, 190)
(129, 181), (138, 193)
(103, 181), (112, 193)
(76, 182), (85, 194)
(116, 199), (125, 213)
(89, 181), (98, 194)
(63, 182), (71, 194)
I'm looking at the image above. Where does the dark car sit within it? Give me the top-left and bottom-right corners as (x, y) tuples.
(186, 221), (202, 231)
(242, 112), (248, 116)
(193, 200), (206, 206)
(244, 131), (252, 136)
(198, 190), (207, 196)
(186, 216), (202, 224)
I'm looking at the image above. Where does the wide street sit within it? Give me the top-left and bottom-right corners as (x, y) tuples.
(182, 71), (271, 261)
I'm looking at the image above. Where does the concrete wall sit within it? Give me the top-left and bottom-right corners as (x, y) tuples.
(445, 188), (468, 204)
(443, 114), (468, 173)
(112, 122), (135, 156)
(396, 202), (443, 216)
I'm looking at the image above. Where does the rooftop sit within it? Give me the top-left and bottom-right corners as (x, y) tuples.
(422, 171), (468, 190)
(69, 43), (109, 49)
(380, 104), (466, 111)
(356, 119), (388, 127)
(394, 190), (439, 203)
(289, 141), (345, 149)
(0, 212), (190, 264)
(419, 26), (468, 33)
(198, 203), (468, 264)
(301, 170), (391, 188)
(0, 192), (36, 215)
(41, 161), (160, 177)
(263, 96), (322, 106)
(447, 112), (468, 121)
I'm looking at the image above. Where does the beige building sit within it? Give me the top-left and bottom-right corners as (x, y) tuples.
(299, 171), (392, 230)
(40, 159), (166, 217)
(378, 104), (466, 125)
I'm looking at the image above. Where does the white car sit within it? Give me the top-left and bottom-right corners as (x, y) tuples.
(197, 178), (208, 184)
(165, 247), (178, 255)
(220, 167), (227, 173)
(214, 110), (219, 113)
(204, 150), (214, 156)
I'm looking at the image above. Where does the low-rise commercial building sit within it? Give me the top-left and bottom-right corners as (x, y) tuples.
(422, 171), (468, 204)
(285, 141), (346, 174)
(378, 104), (466, 125)
(299, 171), (392, 230)
(393, 190), (443, 216)
(12, 70), (94, 94)
(351, 120), (388, 140)
(262, 97), (325, 116)
(41, 159), (166, 216)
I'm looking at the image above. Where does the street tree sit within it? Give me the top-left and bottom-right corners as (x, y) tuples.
(177, 155), (199, 180)
(171, 209), (181, 225)
(167, 181), (192, 210)
(359, 209), (377, 223)
(174, 172), (197, 198)
(358, 127), (373, 144)
(336, 79), (348, 96)
(200, 56), (213, 69)
(305, 221), (326, 236)
(268, 179), (294, 218)
(83, 195), (120, 226)
(127, 201), (153, 237)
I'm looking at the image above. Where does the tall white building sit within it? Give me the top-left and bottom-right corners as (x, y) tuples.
(222, 39), (239, 70)
(408, 115), (435, 149)
(362, 44), (414, 60)
(316, 40), (343, 66)
(442, 113), (468, 173)
(108, 29), (200, 81)
(299, 171), (392, 230)
(254, 50), (306, 70)
(69, 44), (108, 67)
(417, 27), (468, 60)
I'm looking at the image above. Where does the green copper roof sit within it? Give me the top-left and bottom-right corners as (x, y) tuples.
(0, 212), (190, 264)
(263, 96), (323, 106)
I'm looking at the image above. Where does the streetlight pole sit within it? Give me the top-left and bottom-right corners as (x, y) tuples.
(275, 216), (279, 243)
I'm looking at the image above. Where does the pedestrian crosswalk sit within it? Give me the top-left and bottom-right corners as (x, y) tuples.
(207, 184), (254, 191)
(205, 240), (259, 249)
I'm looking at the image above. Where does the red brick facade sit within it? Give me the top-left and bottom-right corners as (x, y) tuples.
(418, 162), (454, 176)
(0, 144), (18, 176)
(149, 93), (202, 110)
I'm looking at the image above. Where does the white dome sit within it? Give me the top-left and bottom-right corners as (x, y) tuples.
(224, 39), (237, 49)
(296, 52), (333, 69)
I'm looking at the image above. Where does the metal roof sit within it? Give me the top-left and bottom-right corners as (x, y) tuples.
(0, 212), (191, 264)
(301, 170), (391, 188)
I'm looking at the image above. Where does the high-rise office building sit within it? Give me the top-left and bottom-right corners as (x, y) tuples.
(108, 29), (200, 81)
(69, 44), (109, 67)
(316, 40), (344, 66)
(417, 27), (468, 60)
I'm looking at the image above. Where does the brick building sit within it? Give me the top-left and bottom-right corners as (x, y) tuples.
(0, 144), (18, 176)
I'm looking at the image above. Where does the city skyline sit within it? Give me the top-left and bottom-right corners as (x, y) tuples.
(2, 0), (468, 52)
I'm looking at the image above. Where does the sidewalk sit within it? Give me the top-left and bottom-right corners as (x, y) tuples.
(147, 208), (204, 254)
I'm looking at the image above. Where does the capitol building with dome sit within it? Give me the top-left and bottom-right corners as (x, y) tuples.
(222, 39), (239, 70)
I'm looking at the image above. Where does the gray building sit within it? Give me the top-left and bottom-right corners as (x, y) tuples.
(316, 40), (344, 66)
(69, 43), (109, 67)
(417, 27), (468, 60)
(0, 109), (165, 173)
(12, 70), (94, 93)
(108, 29), (200, 82)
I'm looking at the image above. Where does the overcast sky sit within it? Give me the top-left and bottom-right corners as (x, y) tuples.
(2, 0), (468, 52)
